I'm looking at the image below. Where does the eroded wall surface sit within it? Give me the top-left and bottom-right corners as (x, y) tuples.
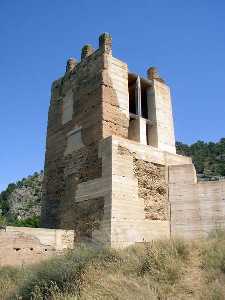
(169, 164), (225, 238)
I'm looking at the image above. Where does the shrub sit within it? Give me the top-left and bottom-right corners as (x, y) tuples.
(139, 239), (189, 284)
(0, 214), (7, 227)
(0, 266), (26, 299)
(202, 234), (225, 274)
(9, 216), (41, 228)
(1, 233), (225, 299)
(16, 246), (117, 300)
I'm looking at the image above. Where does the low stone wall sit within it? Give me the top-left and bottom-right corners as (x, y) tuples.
(0, 226), (74, 266)
(169, 164), (225, 238)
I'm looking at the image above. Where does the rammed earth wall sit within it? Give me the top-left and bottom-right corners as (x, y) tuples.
(42, 34), (129, 232)
(169, 164), (225, 238)
(0, 227), (74, 266)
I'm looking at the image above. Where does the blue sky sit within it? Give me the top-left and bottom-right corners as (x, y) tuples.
(0, 0), (225, 191)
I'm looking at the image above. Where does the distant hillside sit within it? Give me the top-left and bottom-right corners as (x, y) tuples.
(176, 138), (225, 179)
(0, 171), (43, 227)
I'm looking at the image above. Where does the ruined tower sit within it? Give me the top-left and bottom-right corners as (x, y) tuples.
(42, 33), (225, 247)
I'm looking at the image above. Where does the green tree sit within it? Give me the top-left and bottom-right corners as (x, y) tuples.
(176, 138), (225, 177)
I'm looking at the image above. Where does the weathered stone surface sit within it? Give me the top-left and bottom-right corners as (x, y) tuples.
(116, 144), (168, 221)
(74, 197), (104, 240)
(133, 159), (168, 220)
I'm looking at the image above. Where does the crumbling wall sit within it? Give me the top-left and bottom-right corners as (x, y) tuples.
(74, 197), (104, 240)
(64, 143), (102, 182)
(59, 142), (102, 229)
(118, 145), (168, 221)
(133, 159), (168, 220)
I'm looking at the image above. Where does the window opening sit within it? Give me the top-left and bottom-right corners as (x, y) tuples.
(128, 74), (137, 115)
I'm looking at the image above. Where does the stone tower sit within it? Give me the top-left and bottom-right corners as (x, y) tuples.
(41, 33), (186, 246)
(42, 34), (225, 247)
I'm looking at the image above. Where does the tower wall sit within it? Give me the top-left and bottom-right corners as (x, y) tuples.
(41, 34), (130, 231)
(102, 56), (129, 138)
(42, 49), (104, 228)
(147, 74), (176, 153)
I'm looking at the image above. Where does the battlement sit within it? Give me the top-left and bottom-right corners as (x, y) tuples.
(49, 33), (175, 153)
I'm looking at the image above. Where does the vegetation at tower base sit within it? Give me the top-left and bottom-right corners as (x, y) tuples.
(1, 230), (225, 299)
(0, 171), (43, 227)
(176, 138), (225, 179)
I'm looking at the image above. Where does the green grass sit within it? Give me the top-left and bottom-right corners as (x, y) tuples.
(8, 216), (41, 228)
(1, 232), (225, 299)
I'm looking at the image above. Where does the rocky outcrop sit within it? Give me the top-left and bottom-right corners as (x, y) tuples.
(0, 172), (43, 222)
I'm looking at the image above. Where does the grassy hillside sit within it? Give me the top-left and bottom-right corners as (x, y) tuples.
(1, 231), (225, 299)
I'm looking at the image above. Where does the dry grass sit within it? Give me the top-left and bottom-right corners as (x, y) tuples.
(1, 231), (225, 299)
